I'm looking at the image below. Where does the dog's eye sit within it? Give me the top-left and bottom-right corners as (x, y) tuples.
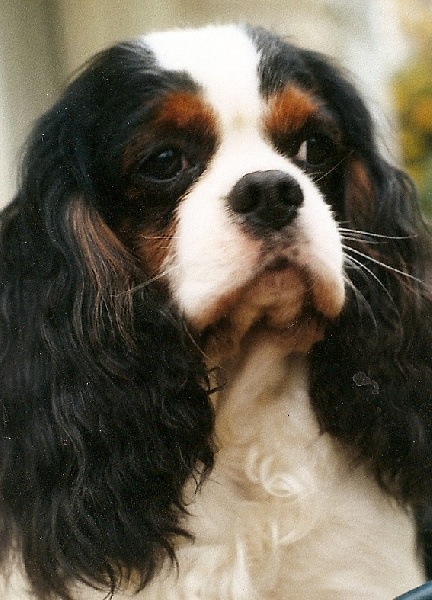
(139, 148), (190, 181)
(294, 135), (337, 166)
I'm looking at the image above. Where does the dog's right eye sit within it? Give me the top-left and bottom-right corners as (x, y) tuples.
(139, 148), (190, 182)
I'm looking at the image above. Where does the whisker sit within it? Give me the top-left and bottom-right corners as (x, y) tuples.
(339, 227), (416, 242)
(343, 249), (396, 304)
(344, 250), (405, 327)
(343, 268), (378, 327)
(140, 235), (180, 240)
(345, 245), (425, 286)
(182, 318), (225, 387)
(311, 152), (353, 184)
(117, 263), (181, 297)
(341, 235), (381, 245)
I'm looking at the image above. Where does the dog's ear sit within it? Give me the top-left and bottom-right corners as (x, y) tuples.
(309, 79), (432, 508)
(0, 49), (214, 600)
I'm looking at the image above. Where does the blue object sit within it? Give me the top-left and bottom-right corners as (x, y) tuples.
(395, 582), (432, 599)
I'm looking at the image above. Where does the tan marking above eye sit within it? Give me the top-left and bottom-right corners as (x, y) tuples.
(118, 90), (219, 274)
(265, 86), (320, 137)
(123, 90), (218, 173)
(153, 90), (217, 130)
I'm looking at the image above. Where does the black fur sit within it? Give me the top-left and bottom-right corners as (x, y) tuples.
(0, 25), (431, 599)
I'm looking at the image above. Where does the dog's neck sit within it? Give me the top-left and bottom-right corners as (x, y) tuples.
(208, 342), (344, 519)
(211, 340), (315, 442)
(196, 341), (425, 598)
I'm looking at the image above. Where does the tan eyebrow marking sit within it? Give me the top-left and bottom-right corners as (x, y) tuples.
(123, 90), (218, 172)
(265, 85), (320, 136)
(153, 90), (217, 130)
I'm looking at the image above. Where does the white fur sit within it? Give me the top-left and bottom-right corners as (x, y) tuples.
(174, 130), (346, 326)
(145, 25), (267, 326)
(144, 25), (263, 134)
(139, 346), (424, 600)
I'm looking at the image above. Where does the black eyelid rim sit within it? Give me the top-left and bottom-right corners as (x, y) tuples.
(132, 159), (202, 190)
(131, 145), (189, 182)
(294, 113), (345, 165)
(271, 107), (343, 158)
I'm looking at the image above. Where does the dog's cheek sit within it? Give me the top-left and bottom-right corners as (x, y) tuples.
(133, 219), (178, 281)
(294, 182), (346, 319)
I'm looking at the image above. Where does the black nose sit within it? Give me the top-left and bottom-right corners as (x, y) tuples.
(228, 170), (303, 231)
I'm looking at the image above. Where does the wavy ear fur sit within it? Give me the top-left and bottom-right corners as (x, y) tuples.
(303, 49), (432, 570)
(311, 159), (432, 498)
(0, 50), (214, 600)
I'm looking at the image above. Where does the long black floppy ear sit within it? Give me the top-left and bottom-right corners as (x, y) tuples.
(303, 49), (432, 513)
(0, 49), (214, 600)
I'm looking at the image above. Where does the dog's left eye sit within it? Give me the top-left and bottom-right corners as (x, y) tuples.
(294, 135), (337, 166)
(139, 148), (190, 181)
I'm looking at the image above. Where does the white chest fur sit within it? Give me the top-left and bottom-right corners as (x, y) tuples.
(4, 345), (425, 599)
(142, 343), (424, 599)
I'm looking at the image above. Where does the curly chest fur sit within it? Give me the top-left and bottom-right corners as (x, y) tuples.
(133, 347), (423, 600)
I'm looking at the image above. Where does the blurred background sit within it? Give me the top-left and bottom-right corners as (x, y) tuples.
(0, 0), (431, 215)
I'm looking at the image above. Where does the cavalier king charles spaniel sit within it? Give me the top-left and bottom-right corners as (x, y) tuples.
(1, 24), (432, 600)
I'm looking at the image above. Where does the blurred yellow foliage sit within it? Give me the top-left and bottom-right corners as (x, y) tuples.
(412, 96), (432, 132)
(393, 0), (432, 216)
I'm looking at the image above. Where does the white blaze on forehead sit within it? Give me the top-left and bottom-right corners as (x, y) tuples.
(144, 24), (263, 131)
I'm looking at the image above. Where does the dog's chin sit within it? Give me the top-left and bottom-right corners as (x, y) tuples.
(198, 261), (338, 365)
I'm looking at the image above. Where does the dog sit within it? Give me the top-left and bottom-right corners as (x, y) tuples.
(1, 23), (432, 600)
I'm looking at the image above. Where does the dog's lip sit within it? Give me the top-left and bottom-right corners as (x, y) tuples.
(197, 260), (307, 335)
(188, 243), (345, 334)
(198, 260), (330, 362)
(262, 247), (345, 320)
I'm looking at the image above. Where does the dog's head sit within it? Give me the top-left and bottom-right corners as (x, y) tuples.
(117, 25), (346, 357)
(71, 25), (352, 360)
(1, 24), (432, 600)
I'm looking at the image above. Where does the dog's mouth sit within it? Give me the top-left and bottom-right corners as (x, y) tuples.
(198, 253), (342, 362)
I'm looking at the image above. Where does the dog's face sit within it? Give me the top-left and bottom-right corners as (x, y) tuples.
(108, 25), (348, 355)
(4, 23), (432, 600)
